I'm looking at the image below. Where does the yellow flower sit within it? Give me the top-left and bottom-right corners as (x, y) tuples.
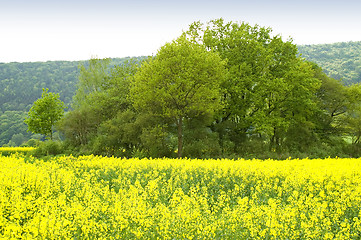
(1, 155), (361, 239)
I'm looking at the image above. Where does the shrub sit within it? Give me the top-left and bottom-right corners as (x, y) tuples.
(30, 141), (64, 157)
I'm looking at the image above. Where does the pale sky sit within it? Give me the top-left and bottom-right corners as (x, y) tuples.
(1, 0), (360, 63)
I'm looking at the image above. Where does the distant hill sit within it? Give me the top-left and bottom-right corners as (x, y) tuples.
(0, 57), (138, 113)
(0, 57), (143, 146)
(298, 41), (361, 84)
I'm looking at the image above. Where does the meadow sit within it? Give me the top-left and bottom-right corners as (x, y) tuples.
(0, 154), (360, 239)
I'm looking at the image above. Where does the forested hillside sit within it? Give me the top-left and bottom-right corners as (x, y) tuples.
(0, 57), (142, 146)
(298, 41), (361, 84)
(0, 57), (138, 112)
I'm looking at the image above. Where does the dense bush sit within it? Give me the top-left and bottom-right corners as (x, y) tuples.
(29, 140), (64, 157)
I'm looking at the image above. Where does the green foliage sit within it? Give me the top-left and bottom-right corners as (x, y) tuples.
(0, 57), (144, 145)
(0, 111), (31, 146)
(55, 20), (361, 159)
(58, 106), (100, 146)
(24, 88), (66, 140)
(0, 61), (77, 112)
(29, 140), (64, 158)
(73, 58), (111, 108)
(60, 57), (144, 155)
(183, 114), (221, 158)
(8, 133), (27, 147)
(91, 110), (142, 157)
(131, 36), (226, 119)
(24, 139), (40, 147)
(131, 35), (227, 157)
(186, 18), (321, 154)
(0, 58), (142, 112)
(298, 41), (361, 84)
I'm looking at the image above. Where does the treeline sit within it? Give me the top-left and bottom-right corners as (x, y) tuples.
(0, 58), (142, 146)
(298, 41), (361, 84)
(47, 19), (361, 159)
(1, 38), (360, 148)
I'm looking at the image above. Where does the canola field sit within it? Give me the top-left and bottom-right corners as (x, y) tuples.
(0, 147), (35, 156)
(0, 154), (361, 239)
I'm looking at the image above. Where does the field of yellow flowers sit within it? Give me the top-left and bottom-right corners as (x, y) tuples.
(0, 154), (360, 239)
(0, 147), (35, 156)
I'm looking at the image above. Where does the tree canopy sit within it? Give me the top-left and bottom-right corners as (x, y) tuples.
(130, 35), (227, 157)
(186, 19), (321, 153)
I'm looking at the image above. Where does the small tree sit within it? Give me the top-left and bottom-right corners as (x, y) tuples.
(25, 88), (66, 140)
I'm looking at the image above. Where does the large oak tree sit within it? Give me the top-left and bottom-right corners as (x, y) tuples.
(130, 35), (227, 157)
(187, 19), (321, 153)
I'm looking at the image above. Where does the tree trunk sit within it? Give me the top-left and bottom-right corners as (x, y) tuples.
(269, 127), (276, 152)
(177, 117), (183, 158)
(50, 126), (53, 140)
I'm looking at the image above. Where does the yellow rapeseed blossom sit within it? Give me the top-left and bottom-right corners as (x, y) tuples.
(0, 147), (35, 156)
(0, 155), (360, 239)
